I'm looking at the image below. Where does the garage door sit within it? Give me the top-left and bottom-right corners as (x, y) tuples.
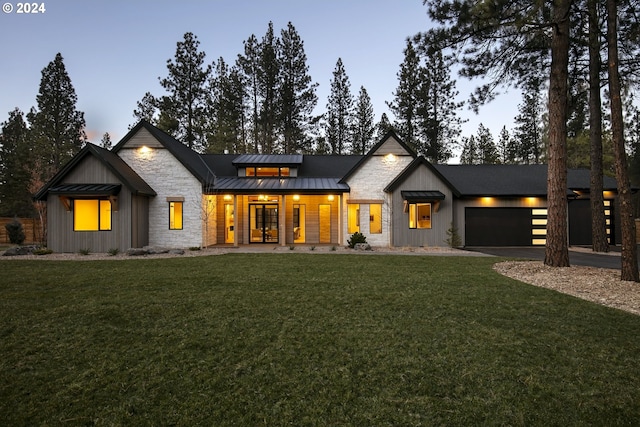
(465, 208), (536, 246)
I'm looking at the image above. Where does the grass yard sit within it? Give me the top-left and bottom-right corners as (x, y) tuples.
(1, 254), (640, 426)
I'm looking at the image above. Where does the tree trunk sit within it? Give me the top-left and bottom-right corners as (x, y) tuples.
(588, 0), (609, 253)
(545, 0), (571, 268)
(606, 0), (640, 282)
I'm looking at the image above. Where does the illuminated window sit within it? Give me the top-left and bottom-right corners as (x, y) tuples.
(74, 199), (111, 231)
(246, 167), (290, 177)
(169, 201), (183, 230)
(369, 204), (382, 234)
(409, 203), (431, 229)
(348, 204), (360, 234)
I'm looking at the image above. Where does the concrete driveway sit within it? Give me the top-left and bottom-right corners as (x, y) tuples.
(464, 245), (640, 270)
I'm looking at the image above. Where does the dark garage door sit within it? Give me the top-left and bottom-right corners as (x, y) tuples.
(465, 208), (532, 246)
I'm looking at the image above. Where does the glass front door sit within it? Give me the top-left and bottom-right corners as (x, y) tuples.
(250, 204), (279, 243)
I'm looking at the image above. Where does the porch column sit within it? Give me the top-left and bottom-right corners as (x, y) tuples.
(280, 195), (286, 246)
(233, 195), (239, 247)
(338, 194), (343, 246)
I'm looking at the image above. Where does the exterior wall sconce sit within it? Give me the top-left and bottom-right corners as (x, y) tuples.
(223, 194), (232, 201)
(293, 194), (300, 201)
(328, 195), (335, 201)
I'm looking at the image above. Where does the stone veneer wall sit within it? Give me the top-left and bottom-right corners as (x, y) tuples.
(119, 147), (204, 248)
(343, 154), (413, 246)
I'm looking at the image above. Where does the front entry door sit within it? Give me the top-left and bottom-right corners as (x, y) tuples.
(250, 204), (279, 243)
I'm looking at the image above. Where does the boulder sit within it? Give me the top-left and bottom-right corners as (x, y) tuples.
(2, 245), (38, 256)
(353, 243), (372, 251)
(126, 248), (148, 256)
(169, 249), (185, 255)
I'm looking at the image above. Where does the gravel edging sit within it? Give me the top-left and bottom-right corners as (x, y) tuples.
(494, 260), (640, 316)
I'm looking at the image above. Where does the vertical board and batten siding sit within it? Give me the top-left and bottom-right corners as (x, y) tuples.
(453, 198), (548, 246)
(118, 128), (203, 248)
(343, 136), (414, 247)
(389, 165), (454, 247)
(47, 155), (134, 252)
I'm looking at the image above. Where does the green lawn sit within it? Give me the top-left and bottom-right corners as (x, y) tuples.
(1, 254), (639, 426)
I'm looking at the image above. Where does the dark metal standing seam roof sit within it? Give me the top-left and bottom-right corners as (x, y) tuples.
(232, 154), (303, 165)
(211, 177), (349, 193)
(401, 191), (446, 201)
(48, 184), (122, 196)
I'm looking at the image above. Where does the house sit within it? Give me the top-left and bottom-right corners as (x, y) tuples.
(34, 120), (620, 252)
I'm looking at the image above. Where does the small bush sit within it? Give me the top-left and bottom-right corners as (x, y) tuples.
(289, 245), (295, 250)
(33, 248), (53, 256)
(108, 248), (119, 256)
(331, 246), (337, 251)
(347, 232), (367, 248)
(78, 248), (91, 256)
(5, 218), (25, 245)
(445, 223), (462, 248)
(189, 246), (201, 251)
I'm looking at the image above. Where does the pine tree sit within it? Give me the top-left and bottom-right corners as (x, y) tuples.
(277, 22), (318, 154)
(459, 135), (478, 165)
(325, 58), (354, 154)
(238, 34), (261, 153)
(375, 113), (393, 140)
(0, 109), (34, 217)
(100, 132), (112, 150)
(497, 126), (517, 164)
(258, 22), (280, 154)
(418, 49), (463, 163)
(352, 86), (375, 155)
(388, 39), (421, 149)
(513, 81), (544, 164)
(159, 32), (211, 151)
(132, 92), (158, 127)
(606, 0), (639, 282)
(27, 53), (86, 181)
(475, 124), (499, 164)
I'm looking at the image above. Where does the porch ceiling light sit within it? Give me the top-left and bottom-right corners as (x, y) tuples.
(328, 195), (335, 201)
(384, 153), (397, 163)
(293, 194), (300, 201)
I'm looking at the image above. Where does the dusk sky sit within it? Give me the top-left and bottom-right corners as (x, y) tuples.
(1, 0), (519, 161)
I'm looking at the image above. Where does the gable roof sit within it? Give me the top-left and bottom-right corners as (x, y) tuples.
(384, 156), (460, 197)
(34, 143), (156, 200)
(433, 164), (619, 197)
(340, 129), (417, 183)
(113, 120), (216, 185)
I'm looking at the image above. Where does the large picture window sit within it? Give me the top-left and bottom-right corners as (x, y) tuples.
(409, 203), (431, 229)
(169, 201), (183, 230)
(74, 199), (111, 231)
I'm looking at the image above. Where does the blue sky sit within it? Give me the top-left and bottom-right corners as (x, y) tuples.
(0, 0), (518, 160)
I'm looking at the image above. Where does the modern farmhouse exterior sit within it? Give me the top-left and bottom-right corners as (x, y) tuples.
(35, 120), (620, 253)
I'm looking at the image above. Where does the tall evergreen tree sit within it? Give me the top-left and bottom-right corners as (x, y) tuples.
(277, 22), (318, 154)
(100, 132), (112, 150)
(159, 32), (211, 151)
(606, 0), (639, 282)
(513, 80), (544, 164)
(325, 58), (354, 154)
(238, 34), (261, 153)
(497, 126), (517, 164)
(0, 109), (34, 217)
(258, 22), (280, 153)
(476, 124), (499, 164)
(375, 113), (393, 140)
(459, 135), (478, 165)
(388, 39), (421, 148)
(27, 52), (86, 181)
(418, 48), (463, 163)
(585, 0), (609, 253)
(419, 0), (571, 267)
(132, 92), (158, 127)
(352, 86), (375, 155)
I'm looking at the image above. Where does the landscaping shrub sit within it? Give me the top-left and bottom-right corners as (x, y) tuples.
(347, 231), (367, 248)
(5, 217), (25, 245)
